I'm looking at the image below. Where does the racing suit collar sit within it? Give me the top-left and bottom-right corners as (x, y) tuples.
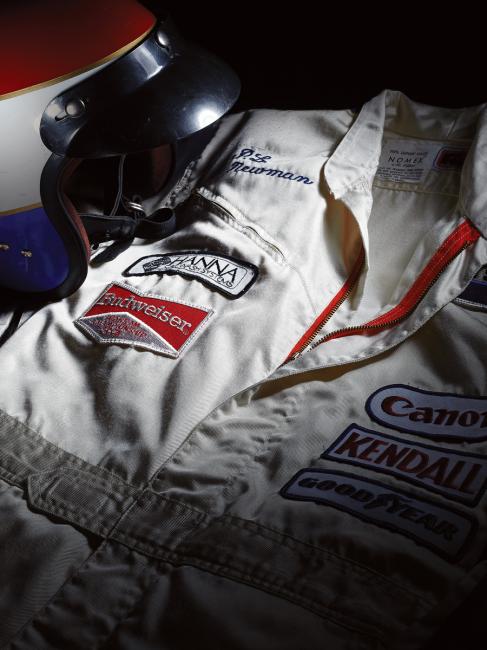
(272, 90), (487, 376)
(324, 89), (487, 239)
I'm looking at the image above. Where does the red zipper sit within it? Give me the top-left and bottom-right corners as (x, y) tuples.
(286, 246), (366, 360)
(286, 219), (480, 361)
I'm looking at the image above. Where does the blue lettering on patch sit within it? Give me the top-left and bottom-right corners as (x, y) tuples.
(227, 148), (314, 185)
(454, 265), (487, 310)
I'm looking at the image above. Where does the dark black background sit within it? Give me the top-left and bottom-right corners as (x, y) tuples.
(168, 6), (484, 112)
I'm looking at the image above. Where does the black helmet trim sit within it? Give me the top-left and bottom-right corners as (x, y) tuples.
(40, 17), (241, 157)
(39, 154), (92, 300)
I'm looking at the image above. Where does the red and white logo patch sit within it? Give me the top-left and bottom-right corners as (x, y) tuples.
(75, 282), (214, 358)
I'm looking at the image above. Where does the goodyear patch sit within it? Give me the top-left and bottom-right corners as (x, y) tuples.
(280, 469), (475, 561)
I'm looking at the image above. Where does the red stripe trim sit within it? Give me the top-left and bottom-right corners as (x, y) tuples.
(0, 0), (155, 98)
(286, 246), (366, 360)
(325, 219), (480, 343)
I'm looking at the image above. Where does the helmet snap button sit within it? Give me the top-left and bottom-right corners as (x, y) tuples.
(65, 99), (86, 118)
(155, 28), (171, 51)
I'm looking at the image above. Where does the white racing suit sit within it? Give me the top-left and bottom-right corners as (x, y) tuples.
(0, 89), (486, 649)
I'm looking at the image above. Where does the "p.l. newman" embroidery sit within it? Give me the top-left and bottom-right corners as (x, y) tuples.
(227, 148), (314, 185)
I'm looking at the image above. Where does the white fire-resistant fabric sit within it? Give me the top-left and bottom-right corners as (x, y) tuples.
(0, 89), (486, 648)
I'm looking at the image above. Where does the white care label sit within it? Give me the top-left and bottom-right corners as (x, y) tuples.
(375, 139), (442, 184)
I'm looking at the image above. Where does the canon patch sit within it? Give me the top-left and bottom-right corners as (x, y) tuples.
(366, 384), (487, 441)
(123, 251), (258, 298)
(75, 282), (214, 358)
(280, 469), (475, 561)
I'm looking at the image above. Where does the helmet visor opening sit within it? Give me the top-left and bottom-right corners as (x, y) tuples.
(62, 143), (173, 219)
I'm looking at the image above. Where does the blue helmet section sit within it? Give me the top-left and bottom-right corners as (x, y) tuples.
(0, 206), (69, 292)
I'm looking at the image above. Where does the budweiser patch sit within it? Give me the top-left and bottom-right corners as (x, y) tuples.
(322, 424), (487, 505)
(123, 251), (258, 298)
(280, 469), (475, 561)
(75, 282), (214, 358)
(366, 384), (487, 441)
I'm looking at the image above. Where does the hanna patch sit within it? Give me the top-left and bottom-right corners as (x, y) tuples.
(322, 424), (487, 505)
(75, 282), (213, 358)
(123, 251), (258, 298)
(280, 469), (475, 561)
(366, 385), (487, 441)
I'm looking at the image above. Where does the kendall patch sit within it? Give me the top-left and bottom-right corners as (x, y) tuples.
(280, 469), (475, 561)
(123, 251), (258, 298)
(366, 385), (487, 441)
(322, 424), (487, 505)
(454, 265), (487, 311)
(75, 282), (213, 358)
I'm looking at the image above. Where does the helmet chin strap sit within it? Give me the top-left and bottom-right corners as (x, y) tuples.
(1, 153), (177, 346)
(79, 154), (176, 264)
(78, 121), (221, 261)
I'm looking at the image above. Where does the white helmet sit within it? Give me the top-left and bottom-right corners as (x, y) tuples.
(0, 0), (240, 302)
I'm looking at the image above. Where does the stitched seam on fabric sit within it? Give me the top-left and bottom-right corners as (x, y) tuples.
(111, 524), (420, 642)
(221, 515), (432, 606)
(111, 509), (432, 610)
(6, 539), (110, 648)
(46, 469), (133, 500)
(194, 192), (287, 264)
(330, 112), (378, 175)
(113, 519), (201, 552)
(91, 566), (156, 650)
(31, 500), (113, 537)
(380, 129), (471, 145)
(104, 493), (145, 545)
(141, 494), (213, 519)
(195, 191), (319, 313)
(29, 478), (131, 537)
(372, 183), (460, 198)
(0, 411), (66, 459)
(157, 552), (386, 644)
(0, 464), (21, 487)
(110, 496), (208, 554)
(0, 409), (138, 490)
(99, 570), (161, 649)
